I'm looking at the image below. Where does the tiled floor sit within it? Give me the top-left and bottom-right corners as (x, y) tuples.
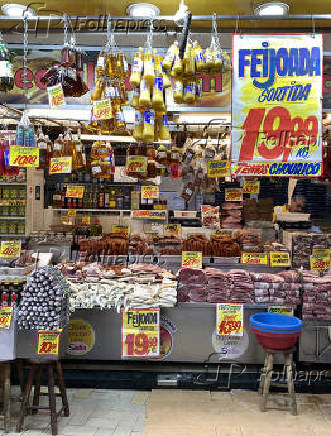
(2, 388), (331, 436)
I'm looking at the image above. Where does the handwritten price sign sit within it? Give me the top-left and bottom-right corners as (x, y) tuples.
(81, 216), (91, 225)
(0, 307), (12, 329)
(37, 330), (61, 355)
(310, 254), (330, 272)
(67, 209), (77, 217)
(48, 84), (65, 108)
(93, 99), (112, 120)
(49, 157), (72, 174)
(216, 303), (244, 337)
(121, 308), (160, 359)
(269, 251), (291, 267)
(207, 160), (229, 178)
(66, 186), (84, 198)
(243, 181), (260, 194)
(225, 189), (243, 202)
(182, 251), (202, 269)
(164, 224), (181, 237)
(0, 240), (21, 258)
(141, 186), (159, 199)
(9, 146), (39, 168)
(268, 306), (293, 316)
(126, 156), (148, 173)
(112, 225), (130, 238)
(241, 253), (268, 265)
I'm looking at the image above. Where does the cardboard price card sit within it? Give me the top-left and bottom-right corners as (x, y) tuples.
(49, 157), (72, 174)
(48, 83), (65, 108)
(207, 160), (229, 178)
(312, 248), (330, 257)
(93, 99), (112, 120)
(269, 251), (291, 267)
(112, 225), (130, 238)
(9, 146), (39, 168)
(225, 188), (243, 202)
(0, 307), (13, 329)
(164, 224), (181, 237)
(216, 303), (244, 337)
(268, 306), (294, 316)
(66, 186), (84, 198)
(81, 216), (91, 225)
(141, 186), (159, 199)
(126, 156), (148, 173)
(0, 240), (21, 258)
(121, 308), (160, 359)
(243, 181), (260, 194)
(182, 251), (202, 269)
(67, 209), (77, 217)
(241, 252), (268, 265)
(37, 330), (62, 355)
(310, 254), (330, 272)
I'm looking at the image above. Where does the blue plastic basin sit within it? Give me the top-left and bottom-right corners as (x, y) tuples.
(250, 312), (302, 335)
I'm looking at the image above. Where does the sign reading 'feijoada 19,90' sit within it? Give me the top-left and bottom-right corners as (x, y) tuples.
(231, 34), (323, 177)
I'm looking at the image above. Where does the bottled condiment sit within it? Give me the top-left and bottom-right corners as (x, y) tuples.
(143, 110), (155, 143)
(159, 113), (170, 141)
(139, 79), (150, 107)
(143, 50), (155, 86)
(173, 80), (183, 104)
(130, 48), (143, 87)
(133, 110), (144, 141)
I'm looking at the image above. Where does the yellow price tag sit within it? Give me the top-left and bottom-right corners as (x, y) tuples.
(131, 210), (167, 220)
(182, 251), (202, 269)
(49, 157), (72, 174)
(81, 216), (91, 225)
(67, 209), (77, 217)
(93, 99), (112, 120)
(207, 160), (229, 178)
(9, 146), (39, 168)
(0, 307), (12, 329)
(66, 186), (84, 198)
(269, 251), (291, 267)
(0, 240), (21, 258)
(121, 308), (160, 359)
(141, 186), (159, 199)
(164, 224), (181, 237)
(112, 225), (130, 238)
(243, 181), (260, 194)
(126, 156), (148, 173)
(268, 306), (293, 316)
(310, 254), (330, 272)
(241, 252), (268, 265)
(312, 248), (330, 257)
(225, 189), (243, 202)
(48, 83), (65, 108)
(216, 303), (244, 336)
(37, 330), (62, 355)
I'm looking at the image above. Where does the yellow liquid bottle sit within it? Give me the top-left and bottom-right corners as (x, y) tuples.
(133, 110), (144, 141)
(214, 49), (223, 71)
(152, 76), (164, 110)
(205, 47), (214, 70)
(52, 134), (63, 158)
(139, 79), (150, 107)
(96, 50), (106, 77)
(163, 73), (171, 88)
(184, 82), (195, 105)
(159, 112), (170, 140)
(115, 105), (125, 131)
(130, 47), (143, 87)
(130, 87), (140, 107)
(143, 50), (155, 87)
(194, 43), (206, 72)
(91, 78), (103, 101)
(184, 42), (195, 77)
(163, 41), (178, 71)
(173, 80), (183, 104)
(143, 109), (155, 143)
(172, 55), (183, 76)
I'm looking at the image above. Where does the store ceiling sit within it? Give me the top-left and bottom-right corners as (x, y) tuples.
(0, 0), (331, 31)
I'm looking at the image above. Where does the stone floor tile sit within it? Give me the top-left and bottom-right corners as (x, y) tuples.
(131, 392), (150, 405)
(61, 425), (97, 436)
(73, 389), (94, 399)
(94, 429), (117, 436)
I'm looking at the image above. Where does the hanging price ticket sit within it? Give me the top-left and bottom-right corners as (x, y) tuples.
(49, 157), (72, 174)
(121, 308), (160, 359)
(93, 99), (112, 120)
(269, 251), (291, 267)
(37, 330), (62, 355)
(0, 307), (12, 329)
(141, 186), (159, 199)
(0, 240), (21, 258)
(66, 186), (84, 198)
(241, 253), (268, 265)
(225, 188), (243, 202)
(9, 146), (39, 168)
(48, 84), (65, 108)
(182, 251), (202, 268)
(243, 181), (260, 194)
(216, 303), (244, 336)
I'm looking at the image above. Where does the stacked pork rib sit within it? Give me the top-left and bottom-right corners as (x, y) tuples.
(177, 268), (208, 302)
(302, 272), (331, 321)
(205, 268), (230, 302)
(252, 271), (301, 305)
(228, 269), (254, 303)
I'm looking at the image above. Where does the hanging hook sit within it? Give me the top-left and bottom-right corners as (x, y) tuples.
(63, 14), (69, 46)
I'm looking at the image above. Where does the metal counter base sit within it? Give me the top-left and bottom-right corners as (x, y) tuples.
(60, 303), (268, 364)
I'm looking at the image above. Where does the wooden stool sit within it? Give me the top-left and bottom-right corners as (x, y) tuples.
(258, 348), (297, 416)
(16, 359), (69, 435)
(0, 362), (11, 433)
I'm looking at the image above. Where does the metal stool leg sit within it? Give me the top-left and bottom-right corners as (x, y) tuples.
(3, 363), (11, 433)
(258, 353), (268, 395)
(285, 354), (297, 416)
(17, 363), (35, 433)
(260, 352), (273, 412)
(48, 364), (58, 436)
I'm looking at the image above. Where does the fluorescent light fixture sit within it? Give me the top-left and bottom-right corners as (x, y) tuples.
(254, 2), (289, 16)
(127, 3), (160, 18)
(1, 3), (36, 17)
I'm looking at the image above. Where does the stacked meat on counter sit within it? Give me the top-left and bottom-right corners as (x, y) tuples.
(228, 269), (254, 303)
(129, 234), (155, 255)
(291, 233), (331, 269)
(221, 202), (243, 229)
(302, 271), (331, 320)
(177, 268), (207, 302)
(252, 271), (300, 305)
(205, 268), (230, 302)
(158, 236), (183, 255)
